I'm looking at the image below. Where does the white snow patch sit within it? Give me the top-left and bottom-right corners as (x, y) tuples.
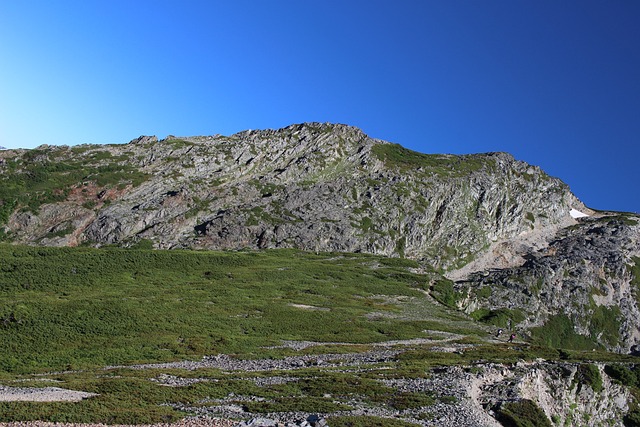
(570, 208), (589, 219)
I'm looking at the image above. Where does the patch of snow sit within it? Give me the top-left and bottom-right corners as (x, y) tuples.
(570, 208), (589, 219)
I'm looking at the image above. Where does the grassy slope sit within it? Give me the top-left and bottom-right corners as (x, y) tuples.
(0, 244), (483, 374)
(1, 245), (638, 425)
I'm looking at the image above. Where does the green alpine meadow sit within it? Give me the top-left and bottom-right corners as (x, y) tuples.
(0, 123), (639, 426)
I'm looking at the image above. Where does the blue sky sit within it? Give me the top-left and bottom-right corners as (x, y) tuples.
(1, 1), (638, 213)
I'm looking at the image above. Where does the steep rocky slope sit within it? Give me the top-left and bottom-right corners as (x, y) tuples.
(458, 213), (640, 353)
(0, 123), (584, 267)
(1, 123), (640, 426)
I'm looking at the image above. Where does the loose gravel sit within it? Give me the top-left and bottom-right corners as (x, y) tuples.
(0, 418), (236, 427)
(0, 386), (97, 402)
(0, 340), (504, 427)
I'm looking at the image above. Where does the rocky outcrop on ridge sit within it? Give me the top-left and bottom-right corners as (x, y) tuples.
(0, 123), (584, 270)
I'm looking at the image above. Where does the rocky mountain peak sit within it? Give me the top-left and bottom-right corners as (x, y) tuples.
(128, 135), (158, 145)
(0, 123), (581, 265)
(233, 122), (367, 139)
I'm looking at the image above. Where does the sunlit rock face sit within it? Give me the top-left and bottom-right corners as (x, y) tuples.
(0, 123), (582, 264)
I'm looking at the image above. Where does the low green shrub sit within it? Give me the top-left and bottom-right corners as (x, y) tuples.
(630, 257), (640, 307)
(430, 278), (461, 309)
(470, 308), (525, 328)
(575, 364), (603, 393)
(624, 409), (640, 427)
(496, 399), (552, 427)
(589, 303), (621, 347)
(530, 314), (598, 351)
(0, 245), (477, 373)
(371, 143), (485, 177)
(329, 415), (422, 427)
(389, 392), (435, 410)
(605, 364), (638, 387)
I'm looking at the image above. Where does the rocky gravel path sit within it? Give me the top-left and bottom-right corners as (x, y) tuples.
(109, 336), (469, 374)
(119, 349), (403, 373)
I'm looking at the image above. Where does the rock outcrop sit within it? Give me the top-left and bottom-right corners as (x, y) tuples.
(0, 123), (584, 266)
(459, 214), (640, 353)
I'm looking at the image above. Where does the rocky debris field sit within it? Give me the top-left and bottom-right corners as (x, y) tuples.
(235, 416), (329, 426)
(0, 337), (634, 427)
(0, 419), (329, 427)
(104, 340), (494, 426)
(0, 386), (97, 402)
(165, 365), (499, 427)
(0, 338), (501, 427)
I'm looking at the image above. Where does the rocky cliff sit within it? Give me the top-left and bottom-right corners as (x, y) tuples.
(475, 361), (631, 426)
(0, 122), (638, 354)
(458, 214), (640, 354)
(0, 123), (584, 264)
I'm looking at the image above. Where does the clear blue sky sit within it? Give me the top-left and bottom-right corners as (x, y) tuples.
(1, 1), (638, 213)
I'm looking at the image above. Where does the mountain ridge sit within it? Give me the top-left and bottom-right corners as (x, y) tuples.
(0, 123), (586, 261)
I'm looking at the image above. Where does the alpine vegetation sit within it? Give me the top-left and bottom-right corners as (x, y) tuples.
(0, 123), (638, 426)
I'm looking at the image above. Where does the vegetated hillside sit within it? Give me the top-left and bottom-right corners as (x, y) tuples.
(0, 122), (638, 355)
(0, 244), (638, 427)
(1, 124), (640, 426)
(0, 244), (461, 373)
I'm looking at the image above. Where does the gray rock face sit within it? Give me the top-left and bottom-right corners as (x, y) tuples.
(475, 361), (630, 427)
(460, 214), (640, 352)
(0, 123), (584, 269)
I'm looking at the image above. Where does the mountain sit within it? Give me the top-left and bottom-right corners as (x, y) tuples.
(0, 123), (583, 258)
(0, 122), (638, 353)
(1, 122), (640, 425)
(0, 146), (6, 150)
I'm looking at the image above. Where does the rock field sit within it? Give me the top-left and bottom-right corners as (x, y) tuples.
(1, 337), (630, 426)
